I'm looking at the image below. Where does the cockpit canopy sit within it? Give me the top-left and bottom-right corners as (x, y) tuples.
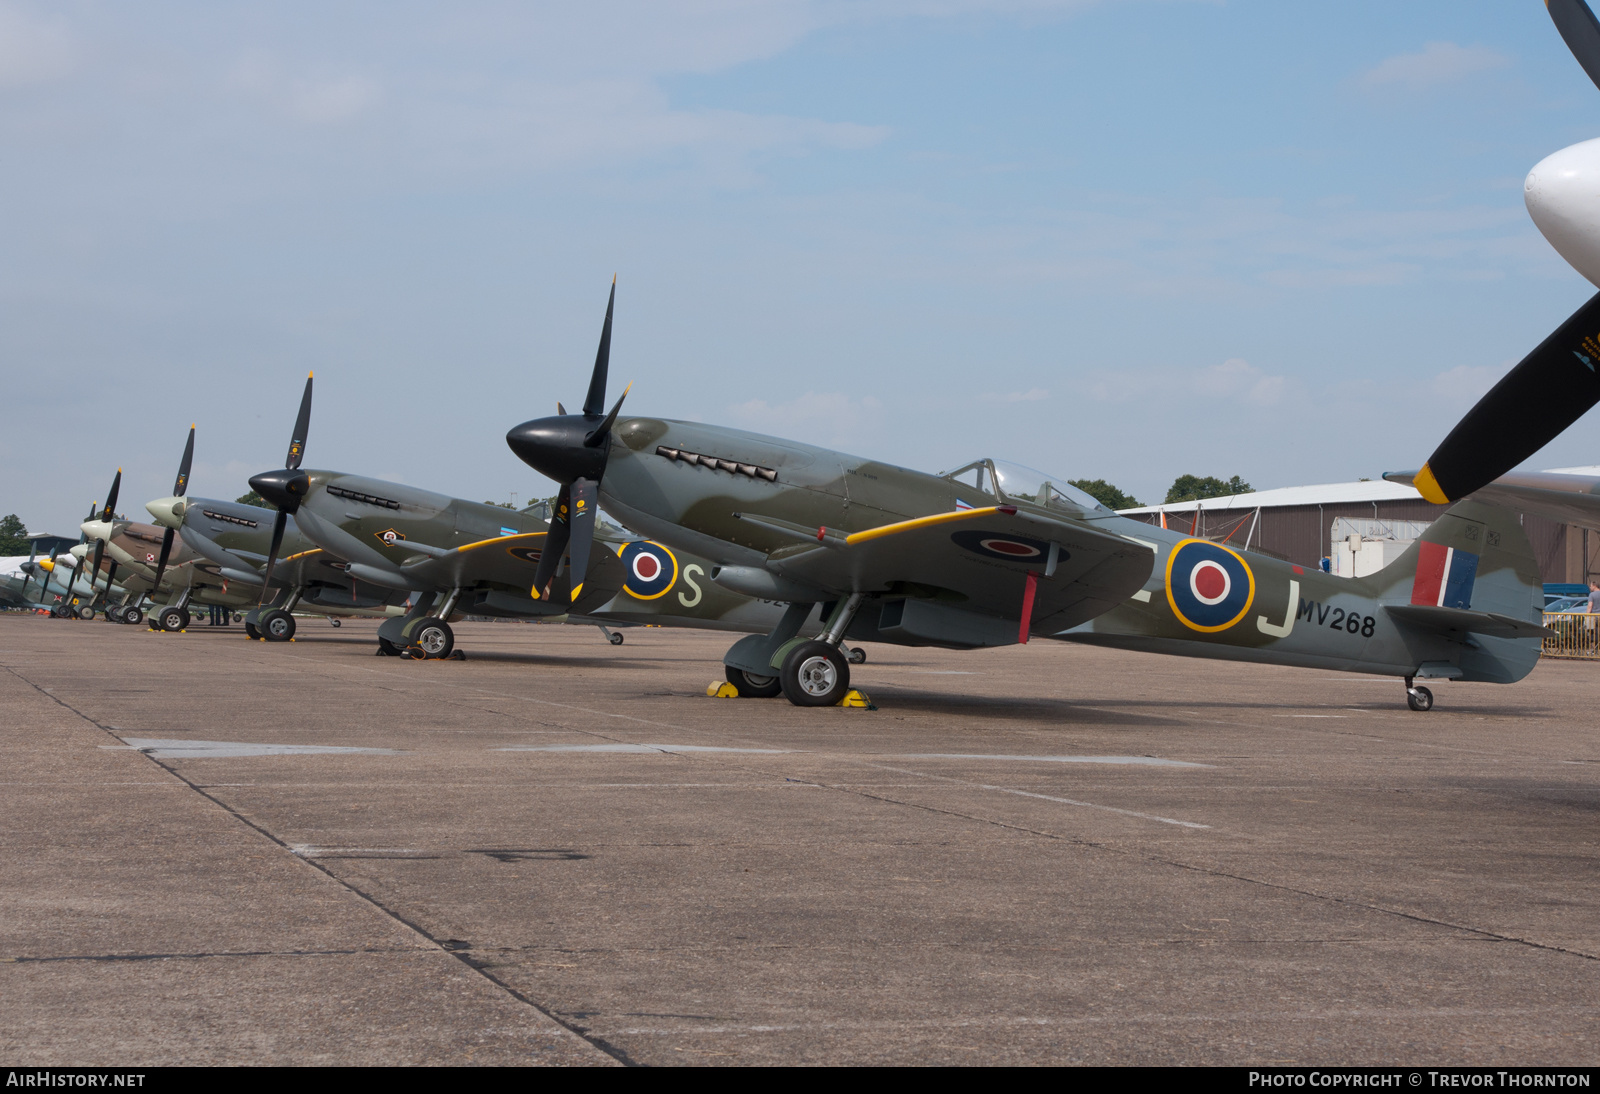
(939, 459), (1109, 514)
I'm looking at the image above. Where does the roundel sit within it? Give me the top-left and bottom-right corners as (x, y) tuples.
(618, 540), (678, 600)
(949, 529), (1057, 564)
(1165, 538), (1255, 633)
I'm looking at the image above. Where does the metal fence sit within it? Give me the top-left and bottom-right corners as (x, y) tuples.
(1543, 612), (1600, 659)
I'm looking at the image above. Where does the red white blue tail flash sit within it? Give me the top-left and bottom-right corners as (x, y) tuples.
(1410, 542), (1478, 610)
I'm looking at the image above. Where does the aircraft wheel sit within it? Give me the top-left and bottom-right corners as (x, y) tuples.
(157, 606), (186, 632)
(329, 618), (342, 628)
(1406, 686), (1434, 712)
(609, 631), (624, 646)
(77, 606), (96, 620)
(847, 646), (866, 665)
(780, 640), (850, 707)
(410, 618), (454, 660)
(725, 666), (782, 698)
(260, 609), (296, 642)
(233, 613), (244, 623)
(123, 607), (144, 625)
(376, 636), (404, 657)
(244, 621), (260, 639)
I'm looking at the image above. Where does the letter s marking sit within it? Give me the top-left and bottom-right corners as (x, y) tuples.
(678, 564), (704, 608)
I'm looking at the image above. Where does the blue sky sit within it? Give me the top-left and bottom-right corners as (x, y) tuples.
(4, 0), (1600, 532)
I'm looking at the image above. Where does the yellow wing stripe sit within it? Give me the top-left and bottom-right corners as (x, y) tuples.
(452, 530), (548, 554)
(283, 548), (324, 562)
(844, 506), (1008, 546)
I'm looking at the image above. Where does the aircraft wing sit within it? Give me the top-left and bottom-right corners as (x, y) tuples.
(1388, 468), (1600, 529)
(761, 505), (1153, 635)
(397, 530), (625, 609)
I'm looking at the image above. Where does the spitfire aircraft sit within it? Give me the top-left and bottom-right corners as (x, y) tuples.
(214, 374), (811, 658)
(507, 285), (1546, 711)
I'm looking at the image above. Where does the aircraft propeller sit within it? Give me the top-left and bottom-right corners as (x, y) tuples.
(86, 469), (121, 599)
(247, 373), (313, 602)
(505, 278), (630, 602)
(149, 425), (196, 593)
(1401, 2), (1600, 505)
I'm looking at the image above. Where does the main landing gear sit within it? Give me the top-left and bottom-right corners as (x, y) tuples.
(1404, 675), (1434, 712)
(721, 595), (867, 706)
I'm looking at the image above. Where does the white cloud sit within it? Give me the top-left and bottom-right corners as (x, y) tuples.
(1358, 41), (1509, 91)
(0, 4), (76, 87)
(1201, 358), (1285, 406)
(1430, 361), (1507, 407)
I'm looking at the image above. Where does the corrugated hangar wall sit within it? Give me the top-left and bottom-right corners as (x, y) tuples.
(1122, 501), (1581, 584)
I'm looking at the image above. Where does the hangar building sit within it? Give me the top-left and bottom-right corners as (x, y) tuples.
(1116, 475), (1600, 585)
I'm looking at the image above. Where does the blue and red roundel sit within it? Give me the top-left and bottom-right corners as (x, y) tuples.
(1164, 538), (1255, 633)
(950, 529), (1056, 565)
(618, 540), (678, 600)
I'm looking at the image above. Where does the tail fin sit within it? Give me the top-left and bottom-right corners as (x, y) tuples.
(1366, 500), (1545, 682)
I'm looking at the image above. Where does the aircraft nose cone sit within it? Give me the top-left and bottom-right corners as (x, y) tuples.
(249, 468), (311, 513)
(1526, 137), (1600, 288)
(506, 416), (606, 484)
(145, 496), (186, 529)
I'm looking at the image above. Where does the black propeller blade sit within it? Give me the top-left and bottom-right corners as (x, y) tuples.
(250, 374), (314, 602)
(1550, 0), (1600, 94)
(506, 279), (629, 603)
(1408, 291), (1600, 504)
(87, 468), (122, 598)
(151, 425), (196, 594)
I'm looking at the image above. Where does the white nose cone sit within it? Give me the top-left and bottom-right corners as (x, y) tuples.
(1526, 137), (1600, 288)
(145, 496), (186, 529)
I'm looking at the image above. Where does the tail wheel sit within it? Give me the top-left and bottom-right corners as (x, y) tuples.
(847, 646), (867, 665)
(1406, 686), (1434, 712)
(725, 666), (782, 698)
(608, 631), (625, 645)
(779, 640), (850, 707)
(410, 618), (454, 660)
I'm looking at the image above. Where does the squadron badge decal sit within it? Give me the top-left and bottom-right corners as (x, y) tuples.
(1165, 537), (1255, 633)
(617, 540), (678, 600)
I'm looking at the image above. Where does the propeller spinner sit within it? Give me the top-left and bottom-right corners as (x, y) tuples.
(505, 279), (630, 602)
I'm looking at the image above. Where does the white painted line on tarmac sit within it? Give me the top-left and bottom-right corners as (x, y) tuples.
(977, 784), (1212, 828)
(1274, 715), (1348, 719)
(115, 738), (405, 759)
(906, 670), (978, 675)
(902, 753), (1210, 768)
(496, 743), (794, 755)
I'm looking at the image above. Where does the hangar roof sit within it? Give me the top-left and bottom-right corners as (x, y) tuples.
(1118, 479), (1425, 515)
(1117, 466), (1600, 515)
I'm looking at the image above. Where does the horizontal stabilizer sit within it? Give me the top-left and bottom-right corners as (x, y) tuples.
(1384, 603), (1553, 641)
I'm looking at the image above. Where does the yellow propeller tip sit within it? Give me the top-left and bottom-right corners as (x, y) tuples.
(612, 273), (617, 284)
(1413, 463), (1451, 505)
(571, 583), (583, 601)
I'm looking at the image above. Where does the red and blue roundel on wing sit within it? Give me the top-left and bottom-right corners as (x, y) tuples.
(1164, 538), (1255, 633)
(619, 540), (678, 600)
(949, 529), (1058, 565)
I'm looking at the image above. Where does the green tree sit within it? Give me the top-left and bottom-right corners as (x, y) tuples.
(0, 514), (27, 555)
(236, 490), (266, 507)
(1165, 474), (1253, 504)
(484, 500), (516, 509)
(1068, 479), (1141, 510)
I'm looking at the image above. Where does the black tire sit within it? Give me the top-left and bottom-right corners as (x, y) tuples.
(124, 607), (144, 625)
(1407, 686), (1434, 712)
(178, 608), (192, 631)
(260, 609), (296, 642)
(244, 621), (260, 639)
(157, 606), (186, 632)
(77, 605), (96, 620)
(726, 666), (783, 699)
(376, 636), (404, 657)
(410, 618), (454, 659)
(779, 640), (850, 707)
(329, 618), (342, 628)
(608, 631), (624, 646)
(847, 646), (866, 665)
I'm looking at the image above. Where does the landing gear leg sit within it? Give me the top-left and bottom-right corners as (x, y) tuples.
(1405, 675), (1434, 712)
(721, 601), (814, 698)
(779, 593), (865, 707)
